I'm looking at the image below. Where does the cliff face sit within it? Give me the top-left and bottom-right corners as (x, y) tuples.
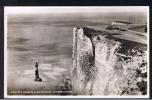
(72, 27), (147, 96)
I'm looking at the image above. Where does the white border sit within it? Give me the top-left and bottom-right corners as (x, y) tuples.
(4, 6), (150, 98)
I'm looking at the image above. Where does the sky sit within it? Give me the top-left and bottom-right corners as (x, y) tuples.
(5, 6), (149, 15)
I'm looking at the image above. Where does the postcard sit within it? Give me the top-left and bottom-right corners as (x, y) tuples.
(4, 6), (149, 98)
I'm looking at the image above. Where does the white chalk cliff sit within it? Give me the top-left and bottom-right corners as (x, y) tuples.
(72, 27), (147, 96)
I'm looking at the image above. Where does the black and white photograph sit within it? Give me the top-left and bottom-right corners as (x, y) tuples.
(4, 6), (149, 98)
